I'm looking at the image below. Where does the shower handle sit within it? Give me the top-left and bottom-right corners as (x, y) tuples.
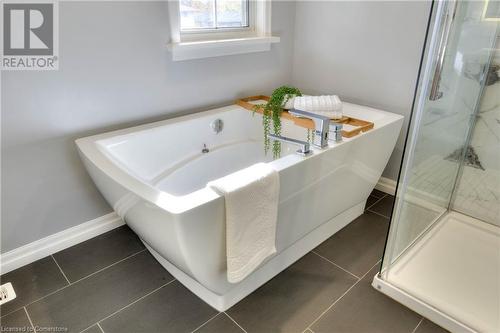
(429, 0), (458, 101)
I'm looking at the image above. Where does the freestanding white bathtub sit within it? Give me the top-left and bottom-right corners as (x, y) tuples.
(76, 101), (403, 311)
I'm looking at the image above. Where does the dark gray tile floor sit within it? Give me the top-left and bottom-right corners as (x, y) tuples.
(0, 256), (69, 315)
(311, 265), (421, 333)
(0, 192), (449, 333)
(368, 195), (395, 218)
(100, 281), (217, 333)
(194, 313), (243, 333)
(227, 252), (357, 333)
(0, 308), (33, 331)
(52, 225), (145, 282)
(313, 212), (388, 277)
(81, 325), (104, 333)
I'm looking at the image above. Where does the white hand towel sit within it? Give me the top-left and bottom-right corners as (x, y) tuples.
(208, 163), (279, 283)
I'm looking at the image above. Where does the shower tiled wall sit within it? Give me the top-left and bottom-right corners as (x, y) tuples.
(453, 36), (500, 226)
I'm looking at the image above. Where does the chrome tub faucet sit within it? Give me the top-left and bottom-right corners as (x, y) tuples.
(268, 134), (311, 156)
(288, 109), (330, 148)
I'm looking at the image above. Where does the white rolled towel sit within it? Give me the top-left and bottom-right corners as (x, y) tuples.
(281, 94), (297, 109)
(293, 95), (343, 119)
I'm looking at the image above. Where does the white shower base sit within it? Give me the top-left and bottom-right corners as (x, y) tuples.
(373, 212), (500, 333)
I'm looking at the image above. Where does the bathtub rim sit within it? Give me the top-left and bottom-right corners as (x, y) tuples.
(76, 102), (403, 214)
(76, 106), (315, 214)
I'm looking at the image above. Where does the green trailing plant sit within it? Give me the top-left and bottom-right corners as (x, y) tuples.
(254, 86), (302, 158)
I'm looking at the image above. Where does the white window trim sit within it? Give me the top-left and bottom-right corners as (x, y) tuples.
(167, 0), (280, 61)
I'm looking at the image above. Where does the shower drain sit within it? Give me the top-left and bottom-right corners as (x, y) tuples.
(445, 146), (485, 170)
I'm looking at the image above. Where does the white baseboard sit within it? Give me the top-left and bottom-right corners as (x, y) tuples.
(375, 177), (448, 214)
(375, 176), (397, 196)
(1, 213), (123, 274)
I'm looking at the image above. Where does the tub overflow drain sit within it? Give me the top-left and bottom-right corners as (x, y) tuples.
(210, 119), (223, 134)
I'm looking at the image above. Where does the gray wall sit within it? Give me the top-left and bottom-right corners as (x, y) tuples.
(292, 1), (432, 179)
(1, 1), (432, 253)
(1, 1), (296, 252)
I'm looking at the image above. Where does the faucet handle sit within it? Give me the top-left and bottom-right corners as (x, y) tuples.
(329, 123), (343, 142)
(329, 123), (343, 131)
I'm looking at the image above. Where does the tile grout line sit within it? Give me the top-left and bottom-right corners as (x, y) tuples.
(411, 317), (424, 333)
(306, 277), (361, 330)
(23, 306), (36, 333)
(365, 194), (387, 211)
(190, 312), (222, 333)
(223, 312), (248, 333)
(311, 251), (360, 280)
(78, 279), (176, 333)
(2, 249), (148, 319)
(306, 260), (382, 330)
(372, 190), (389, 199)
(361, 260), (382, 281)
(366, 208), (391, 220)
(51, 255), (71, 285)
(1, 283), (68, 319)
(71, 249), (147, 285)
(96, 322), (105, 333)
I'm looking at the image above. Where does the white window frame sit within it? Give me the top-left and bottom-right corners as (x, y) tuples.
(167, 0), (279, 61)
(179, 0), (253, 41)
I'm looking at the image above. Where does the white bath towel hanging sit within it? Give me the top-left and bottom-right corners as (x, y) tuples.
(208, 163), (279, 283)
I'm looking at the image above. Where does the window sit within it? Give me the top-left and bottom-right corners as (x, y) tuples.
(167, 0), (279, 61)
(180, 0), (249, 31)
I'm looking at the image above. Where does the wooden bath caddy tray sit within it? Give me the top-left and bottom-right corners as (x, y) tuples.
(236, 95), (374, 138)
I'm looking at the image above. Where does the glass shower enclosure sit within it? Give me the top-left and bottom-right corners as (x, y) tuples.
(373, 1), (499, 332)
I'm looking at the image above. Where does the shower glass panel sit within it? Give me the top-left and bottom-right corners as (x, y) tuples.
(381, 0), (499, 270)
(376, 1), (499, 332)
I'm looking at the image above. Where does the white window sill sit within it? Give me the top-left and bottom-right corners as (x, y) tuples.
(167, 36), (280, 61)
